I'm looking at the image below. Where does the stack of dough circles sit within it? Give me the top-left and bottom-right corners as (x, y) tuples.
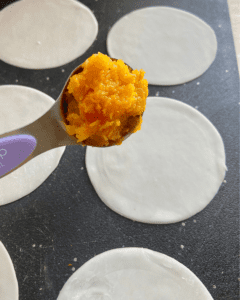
(0, 0), (98, 69)
(0, 241), (18, 300)
(107, 6), (217, 85)
(86, 97), (226, 224)
(57, 248), (213, 300)
(0, 85), (65, 206)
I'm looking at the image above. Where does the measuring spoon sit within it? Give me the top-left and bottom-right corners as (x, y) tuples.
(0, 60), (142, 179)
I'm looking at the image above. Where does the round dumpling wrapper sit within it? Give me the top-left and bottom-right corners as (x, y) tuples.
(107, 6), (217, 85)
(0, 85), (65, 205)
(0, 241), (18, 300)
(57, 247), (213, 300)
(86, 97), (226, 224)
(0, 0), (98, 69)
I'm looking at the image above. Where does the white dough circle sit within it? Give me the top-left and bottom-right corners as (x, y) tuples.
(0, 0), (98, 69)
(86, 97), (226, 224)
(0, 85), (65, 206)
(107, 7), (217, 85)
(57, 248), (213, 300)
(0, 241), (18, 300)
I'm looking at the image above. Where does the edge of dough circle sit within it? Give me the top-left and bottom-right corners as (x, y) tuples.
(0, 241), (18, 300)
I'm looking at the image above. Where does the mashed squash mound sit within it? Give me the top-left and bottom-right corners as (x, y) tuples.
(64, 52), (148, 147)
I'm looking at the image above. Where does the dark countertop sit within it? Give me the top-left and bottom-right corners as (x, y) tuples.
(0, 0), (239, 299)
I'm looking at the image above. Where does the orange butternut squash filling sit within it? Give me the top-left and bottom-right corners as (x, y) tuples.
(64, 52), (148, 147)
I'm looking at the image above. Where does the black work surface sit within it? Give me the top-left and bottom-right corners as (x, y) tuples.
(0, 0), (239, 299)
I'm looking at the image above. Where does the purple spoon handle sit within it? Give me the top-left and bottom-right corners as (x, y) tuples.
(0, 135), (37, 177)
(0, 98), (78, 179)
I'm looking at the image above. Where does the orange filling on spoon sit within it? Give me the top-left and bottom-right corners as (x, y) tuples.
(64, 52), (148, 147)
